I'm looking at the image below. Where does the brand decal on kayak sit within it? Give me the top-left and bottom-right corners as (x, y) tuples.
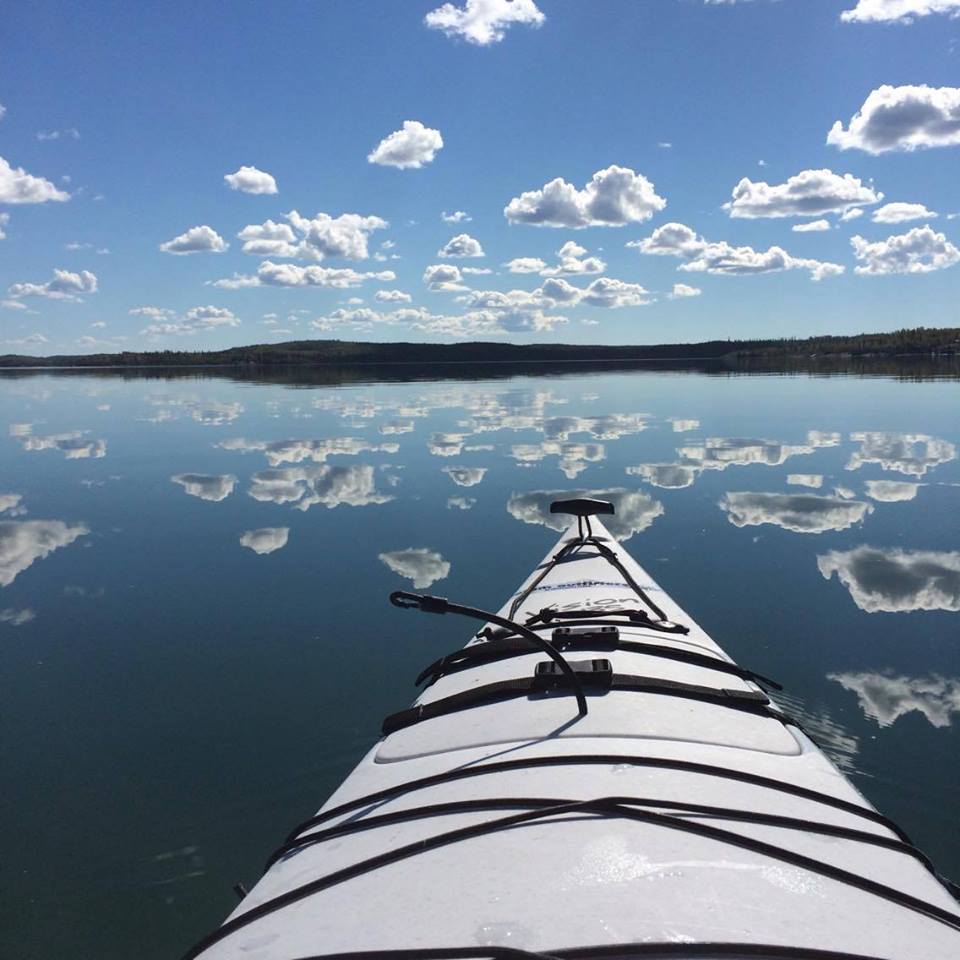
(524, 580), (631, 593)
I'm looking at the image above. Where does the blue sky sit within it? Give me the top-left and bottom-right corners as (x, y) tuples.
(1, 0), (959, 352)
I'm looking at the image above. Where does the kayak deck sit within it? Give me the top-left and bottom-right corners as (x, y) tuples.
(188, 511), (960, 960)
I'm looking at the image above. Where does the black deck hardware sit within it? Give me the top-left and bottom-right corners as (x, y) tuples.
(390, 591), (589, 719)
(382, 669), (773, 736)
(549, 497), (616, 517)
(415, 630), (780, 691)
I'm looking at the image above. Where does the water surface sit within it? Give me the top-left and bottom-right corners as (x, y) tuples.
(1, 364), (958, 959)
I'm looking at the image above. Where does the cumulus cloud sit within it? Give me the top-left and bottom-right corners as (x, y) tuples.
(442, 465), (487, 486)
(141, 305), (239, 336)
(846, 431), (956, 476)
(872, 202), (938, 223)
(368, 120), (443, 169)
(792, 220), (831, 233)
(505, 165), (666, 228)
(438, 233), (485, 258)
(424, 263), (467, 292)
(216, 260), (395, 290)
(160, 225), (228, 255)
(840, 208), (865, 222)
(507, 488), (664, 540)
(668, 283), (701, 298)
(424, 0), (544, 44)
(447, 496), (476, 510)
(719, 491), (872, 534)
(8, 268), (97, 301)
(818, 546), (960, 612)
(725, 169), (881, 219)
(0, 493), (24, 515)
(626, 463), (699, 489)
(238, 211), (388, 261)
(509, 240), (607, 277)
(224, 165), (278, 195)
(632, 222), (843, 281)
(379, 547), (450, 588)
(249, 463), (393, 511)
(786, 474), (824, 489)
(442, 210), (471, 223)
(0, 607), (35, 627)
(171, 473), (237, 502)
(864, 479), (921, 501)
(829, 671), (960, 729)
(20, 431), (106, 459)
(0, 155), (70, 203)
(375, 289), (413, 303)
(840, 0), (960, 23)
(851, 226), (960, 275)
(0, 519), (89, 587)
(239, 527), (289, 555)
(828, 85), (960, 153)
(220, 436), (397, 466)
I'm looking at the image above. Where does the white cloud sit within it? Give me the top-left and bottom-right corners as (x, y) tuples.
(216, 260), (395, 290)
(0, 103), (5, 121)
(537, 240), (606, 277)
(442, 210), (471, 223)
(507, 488), (664, 541)
(505, 257), (549, 274)
(224, 165), (278, 195)
(0, 607), (35, 627)
(669, 282), (701, 298)
(792, 219), (831, 233)
(851, 225), (960, 275)
(424, 263), (467, 292)
(2, 333), (49, 348)
(159, 225), (228, 255)
(0, 155), (70, 203)
(841, 0), (960, 23)
(368, 120), (443, 169)
(828, 85), (960, 154)
(447, 496), (476, 510)
(505, 165), (666, 228)
(846, 431), (956, 476)
(461, 266), (492, 275)
(236, 212), (388, 263)
(379, 547), (450, 588)
(633, 222), (844, 281)
(818, 546), (960, 612)
(424, 0), (544, 44)
(840, 208), (865, 222)
(719, 491), (872, 533)
(872, 202), (938, 224)
(627, 463), (699, 489)
(21, 431), (106, 459)
(129, 305), (174, 319)
(250, 463), (393, 511)
(375, 289), (413, 303)
(171, 473), (237, 502)
(438, 233), (485, 258)
(829, 671), (960, 729)
(442, 465), (487, 486)
(725, 169), (881, 219)
(36, 128), (79, 141)
(0, 519), (89, 587)
(0, 212), (8, 239)
(2, 299), (27, 310)
(8, 268), (98, 301)
(864, 479), (921, 501)
(141, 305), (239, 336)
(239, 527), (289, 555)
(0, 493), (23, 515)
(787, 474), (824, 489)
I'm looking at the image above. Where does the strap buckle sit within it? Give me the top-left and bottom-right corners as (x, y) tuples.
(533, 658), (613, 692)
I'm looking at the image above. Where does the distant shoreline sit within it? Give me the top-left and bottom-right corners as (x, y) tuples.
(1, 327), (957, 371)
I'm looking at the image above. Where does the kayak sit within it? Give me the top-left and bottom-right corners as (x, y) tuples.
(185, 498), (960, 960)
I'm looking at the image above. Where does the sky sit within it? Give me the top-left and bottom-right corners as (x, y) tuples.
(1, 0), (959, 353)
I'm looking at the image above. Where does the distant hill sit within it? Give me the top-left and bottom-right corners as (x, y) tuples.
(1, 327), (958, 369)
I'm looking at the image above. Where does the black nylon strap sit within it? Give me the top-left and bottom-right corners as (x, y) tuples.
(416, 633), (780, 690)
(383, 671), (772, 735)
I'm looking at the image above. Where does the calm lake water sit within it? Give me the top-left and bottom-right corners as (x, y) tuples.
(2, 363), (958, 959)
